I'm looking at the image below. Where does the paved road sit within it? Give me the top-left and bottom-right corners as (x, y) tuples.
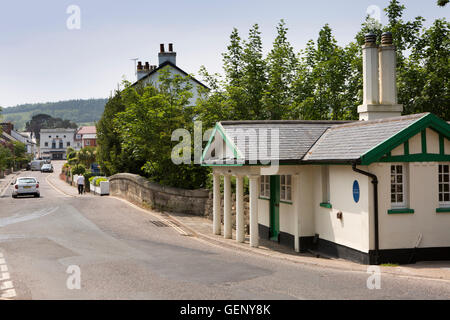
(0, 162), (449, 299)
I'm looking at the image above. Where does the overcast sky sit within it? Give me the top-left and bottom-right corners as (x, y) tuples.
(0, 0), (448, 107)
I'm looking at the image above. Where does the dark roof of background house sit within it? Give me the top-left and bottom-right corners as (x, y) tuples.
(131, 61), (209, 89)
(220, 120), (352, 162)
(303, 113), (428, 162)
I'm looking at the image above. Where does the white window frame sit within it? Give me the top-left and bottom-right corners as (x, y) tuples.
(260, 175), (270, 199)
(439, 164), (450, 208)
(280, 175), (292, 202)
(391, 164), (408, 209)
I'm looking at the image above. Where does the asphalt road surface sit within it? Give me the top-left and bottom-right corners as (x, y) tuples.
(0, 162), (449, 299)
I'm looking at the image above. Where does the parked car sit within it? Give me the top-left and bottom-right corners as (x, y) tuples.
(30, 160), (45, 171)
(26, 162), (31, 171)
(41, 163), (54, 173)
(11, 177), (40, 198)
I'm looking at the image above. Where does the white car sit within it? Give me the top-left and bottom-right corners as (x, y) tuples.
(11, 177), (40, 198)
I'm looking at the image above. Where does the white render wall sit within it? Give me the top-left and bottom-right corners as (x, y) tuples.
(370, 162), (450, 249)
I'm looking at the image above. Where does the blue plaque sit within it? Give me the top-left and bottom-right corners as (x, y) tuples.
(353, 180), (360, 203)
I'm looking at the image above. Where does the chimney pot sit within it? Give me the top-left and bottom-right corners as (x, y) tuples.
(364, 32), (377, 45)
(381, 32), (393, 45)
(160, 44), (165, 53)
(168, 43), (173, 52)
(137, 61), (143, 70)
(144, 62), (150, 70)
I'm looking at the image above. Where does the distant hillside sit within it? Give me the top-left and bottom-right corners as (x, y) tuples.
(1, 98), (107, 130)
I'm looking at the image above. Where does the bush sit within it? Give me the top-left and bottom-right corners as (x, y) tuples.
(94, 177), (108, 186)
(71, 164), (86, 175)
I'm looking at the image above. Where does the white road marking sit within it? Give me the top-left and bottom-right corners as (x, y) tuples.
(0, 251), (17, 299)
(0, 281), (13, 290)
(45, 175), (73, 197)
(0, 289), (16, 299)
(0, 272), (10, 281)
(0, 207), (59, 228)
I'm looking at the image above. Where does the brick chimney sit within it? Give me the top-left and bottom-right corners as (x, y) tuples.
(137, 61), (151, 80)
(358, 32), (403, 121)
(158, 43), (176, 66)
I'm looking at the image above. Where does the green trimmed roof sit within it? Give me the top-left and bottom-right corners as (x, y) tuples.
(202, 113), (450, 166)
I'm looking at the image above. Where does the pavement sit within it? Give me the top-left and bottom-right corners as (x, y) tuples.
(1, 161), (449, 300)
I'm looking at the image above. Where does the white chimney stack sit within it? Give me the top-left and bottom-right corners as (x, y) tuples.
(358, 32), (403, 121)
(158, 43), (176, 66)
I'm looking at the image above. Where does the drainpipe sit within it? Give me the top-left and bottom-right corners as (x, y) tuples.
(352, 162), (379, 265)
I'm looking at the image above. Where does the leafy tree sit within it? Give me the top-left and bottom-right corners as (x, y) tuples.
(105, 69), (209, 189)
(263, 20), (298, 120)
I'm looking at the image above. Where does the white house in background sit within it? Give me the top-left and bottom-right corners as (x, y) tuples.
(132, 43), (208, 105)
(40, 128), (76, 160)
(201, 32), (450, 265)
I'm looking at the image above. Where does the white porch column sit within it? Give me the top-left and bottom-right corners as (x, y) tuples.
(249, 175), (259, 247)
(213, 173), (221, 235)
(292, 174), (301, 252)
(223, 174), (232, 239)
(235, 175), (245, 243)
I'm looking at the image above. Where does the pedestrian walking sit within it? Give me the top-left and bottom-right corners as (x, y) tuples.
(77, 174), (85, 195)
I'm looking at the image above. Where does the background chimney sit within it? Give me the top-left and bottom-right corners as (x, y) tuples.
(158, 43), (176, 66)
(137, 61), (151, 81)
(357, 32), (403, 121)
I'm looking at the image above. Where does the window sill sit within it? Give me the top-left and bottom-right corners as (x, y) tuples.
(388, 208), (415, 214)
(320, 202), (332, 209)
(280, 200), (293, 205)
(436, 207), (450, 213)
(258, 197), (269, 201)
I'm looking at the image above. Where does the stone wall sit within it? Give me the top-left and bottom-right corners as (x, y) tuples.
(109, 173), (210, 216)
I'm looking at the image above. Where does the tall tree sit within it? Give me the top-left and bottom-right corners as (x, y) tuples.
(264, 20), (298, 119)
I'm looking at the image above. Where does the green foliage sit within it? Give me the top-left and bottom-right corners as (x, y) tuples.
(72, 164), (86, 175)
(197, 1), (449, 122)
(0, 145), (13, 170)
(2, 99), (107, 131)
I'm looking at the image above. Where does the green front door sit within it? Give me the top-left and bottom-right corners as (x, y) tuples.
(269, 175), (280, 241)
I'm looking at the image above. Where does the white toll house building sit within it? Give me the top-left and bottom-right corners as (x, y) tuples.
(201, 32), (450, 265)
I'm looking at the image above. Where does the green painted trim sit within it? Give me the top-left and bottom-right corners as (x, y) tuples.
(320, 202), (332, 209)
(404, 141), (409, 155)
(377, 153), (450, 163)
(421, 130), (427, 154)
(280, 200), (293, 205)
(201, 125), (218, 163)
(361, 113), (450, 165)
(388, 208), (415, 214)
(439, 134), (445, 155)
(200, 122), (244, 166)
(436, 207), (450, 213)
